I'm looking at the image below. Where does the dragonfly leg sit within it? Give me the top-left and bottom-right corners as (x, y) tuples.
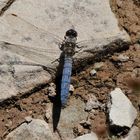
(51, 58), (60, 63)
(75, 45), (88, 53)
(75, 48), (83, 54)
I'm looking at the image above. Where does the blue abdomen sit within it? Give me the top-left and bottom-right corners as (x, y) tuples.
(61, 56), (72, 107)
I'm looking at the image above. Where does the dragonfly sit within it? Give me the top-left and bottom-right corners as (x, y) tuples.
(0, 14), (106, 107)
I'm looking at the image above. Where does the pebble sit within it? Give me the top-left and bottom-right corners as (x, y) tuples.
(48, 83), (56, 97)
(94, 62), (104, 70)
(45, 107), (52, 122)
(108, 88), (137, 134)
(79, 120), (91, 128)
(25, 116), (32, 123)
(90, 69), (97, 76)
(73, 133), (98, 140)
(118, 54), (129, 62)
(69, 84), (74, 92)
(5, 118), (56, 140)
(85, 95), (101, 111)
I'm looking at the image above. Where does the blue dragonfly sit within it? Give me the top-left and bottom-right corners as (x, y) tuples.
(0, 14), (99, 107)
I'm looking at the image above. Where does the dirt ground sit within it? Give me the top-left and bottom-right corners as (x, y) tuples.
(110, 0), (140, 42)
(0, 0), (140, 140)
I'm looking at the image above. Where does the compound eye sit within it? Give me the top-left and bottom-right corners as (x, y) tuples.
(66, 29), (77, 37)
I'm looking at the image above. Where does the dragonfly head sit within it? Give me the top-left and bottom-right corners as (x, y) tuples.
(65, 29), (78, 38)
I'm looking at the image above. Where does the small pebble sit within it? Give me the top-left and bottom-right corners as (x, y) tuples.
(69, 84), (74, 92)
(85, 95), (100, 111)
(90, 69), (97, 76)
(80, 120), (91, 128)
(48, 83), (56, 97)
(94, 62), (104, 70)
(118, 54), (129, 62)
(25, 116), (32, 123)
(5, 120), (12, 127)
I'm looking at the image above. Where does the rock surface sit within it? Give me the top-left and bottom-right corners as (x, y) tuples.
(73, 133), (98, 140)
(93, 62), (104, 70)
(0, 64), (51, 102)
(90, 69), (97, 76)
(85, 94), (100, 111)
(58, 97), (88, 139)
(0, 0), (6, 10)
(0, 0), (130, 102)
(122, 126), (140, 140)
(108, 88), (137, 128)
(4, 118), (56, 140)
(0, 0), (130, 61)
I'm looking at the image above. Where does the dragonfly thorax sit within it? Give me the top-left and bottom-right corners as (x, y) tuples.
(60, 29), (78, 56)
(63, 42), (76, 56)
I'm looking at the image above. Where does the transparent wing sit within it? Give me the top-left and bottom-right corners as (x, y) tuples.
(76, 36), (118, 53)
(1, 13), (63, 43)
(75, 39), (103, 53)
(0, 42), (57, 76)
(0, 14), (62, 67)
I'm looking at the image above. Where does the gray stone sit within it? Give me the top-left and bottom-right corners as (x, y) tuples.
(0, 0), (130, 63)
(73, 133), (98, 140)
(48, 83), (56, 97)
(79, 120), (91, 127)
(0, 0), (6, 10)
(45, 105), (52, 122)
(0, 64), (18, 102)
(14, 65), (51, 93)
(69, 84), (74, 92)
(25, 116), (32, 123)
(0, 43), (51, 102)
(0, 46), (51, 101)
(58, 98), (88, 139)
(108, 88), (137, 128)
(117, 54), (129, 62)
(0, 0), (130, 102)
(4, 118), (56, 140)
(90, 69), (97, 76)
(0, 64), (51, 102)
(94, 62), (104, 70)
(121, 126), (140, 140)
(85, 94), (101, 111)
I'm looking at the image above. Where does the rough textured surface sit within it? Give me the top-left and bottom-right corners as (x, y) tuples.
(0, 0), (130, 62)
(74, 133), (98, 140)
(0, 45), (51, 101)
(58, 97), (88, 139)
(4, 118), (56, 140)
(0, 0), (139, 140)
(0, 43), (139, 140)
(122, 126), (140, 140)
(0, 0), (6, 10)
(0, 64), (51, 101)
(108, 88), (137, 128)
(0, 64), (17, 101)
(0, 0), (130, 102)
(110, 0), (140, 42)
(0, 40), (51, 101)
(84, 94), (101, 111)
